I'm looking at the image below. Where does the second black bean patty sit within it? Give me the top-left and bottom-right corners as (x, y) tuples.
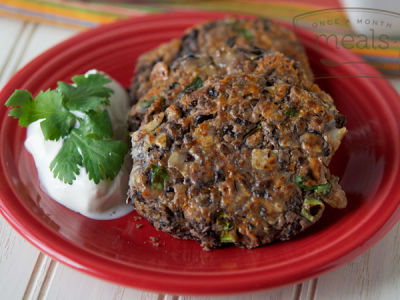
(130, 17), (313, 106)
(129, 51), (312, 132)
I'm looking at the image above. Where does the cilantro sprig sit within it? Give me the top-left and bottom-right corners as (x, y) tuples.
(5, 73), (128, 184)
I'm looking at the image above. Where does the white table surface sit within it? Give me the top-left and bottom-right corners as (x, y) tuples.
(1, 15), (400, 300)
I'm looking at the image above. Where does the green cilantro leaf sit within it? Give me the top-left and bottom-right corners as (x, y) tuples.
(5, 72), (129, 185)
(6, 90), (37, 125)
(58, 73), (113, 112)
(6, 89), (76, 140)
(50, 129), (127, 184)
(71, 129), (127, 184)
(36, 90), (76, 140)
(50, 136), (82, 184)
(79, 109), (113, 139)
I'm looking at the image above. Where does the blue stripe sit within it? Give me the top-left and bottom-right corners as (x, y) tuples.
(0, 3), (98, 28)
(363, 55), (400, 63)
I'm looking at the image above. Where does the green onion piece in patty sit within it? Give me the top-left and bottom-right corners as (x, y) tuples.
(285, 108), (299, 117)
(183, 76), (203, 93)
(216, 212), (236, 243)
(232, 24), (254, 40)
(294, 175), (304, 187)
(216, 212), (233, 231)
(150, 164), (169, 191)
(140, 95), (165, 109)
(301, 197), (325, 222)
(220, 233), (236, 243)
(294, 176), (332, 195)
(314, 181), (332, 195)
(243, 124), (261, 140)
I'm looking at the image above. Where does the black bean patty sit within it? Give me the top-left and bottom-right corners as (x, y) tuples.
(128, 18), (347, 250)
(129, 74), (347, 249)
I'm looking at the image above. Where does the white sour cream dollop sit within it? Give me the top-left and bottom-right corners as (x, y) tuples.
(25, 70), (133, 220)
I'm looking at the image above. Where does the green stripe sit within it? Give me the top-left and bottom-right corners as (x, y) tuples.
(99, 2), (164, 13)
(160, 1), (317, 15)
(19, 0), (126, 18)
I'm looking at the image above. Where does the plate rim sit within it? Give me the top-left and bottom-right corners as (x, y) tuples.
(0, 11), (400, 295)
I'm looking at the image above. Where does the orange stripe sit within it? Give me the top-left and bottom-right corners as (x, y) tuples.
(0, 9), (87, 30)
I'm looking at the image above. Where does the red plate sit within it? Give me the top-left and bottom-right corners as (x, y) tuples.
(1, 12), (400, 295)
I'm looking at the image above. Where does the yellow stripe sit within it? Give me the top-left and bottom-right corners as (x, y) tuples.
(2, 0), (120, 24)
(352, 48), (400, 57)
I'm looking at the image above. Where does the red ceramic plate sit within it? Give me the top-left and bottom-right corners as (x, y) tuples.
(1, 12), (400, 295)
